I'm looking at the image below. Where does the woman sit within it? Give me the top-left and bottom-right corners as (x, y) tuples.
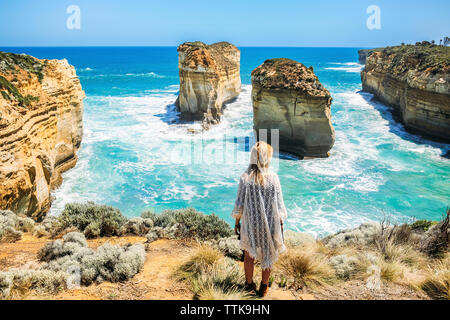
(232, 141), (287, 297)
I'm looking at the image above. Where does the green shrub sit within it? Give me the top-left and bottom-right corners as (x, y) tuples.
(144, 208), (232, 240)
(207, 236), (242, 260)
(121, 217), (153, 236)
(0, 51), (47, 82)
(411, 220), (438, 232)
(57, 202), (126, 238)
(0, 210), (35, 243)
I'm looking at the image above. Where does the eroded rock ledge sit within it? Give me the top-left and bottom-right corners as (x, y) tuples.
(176, 41), (241, 130)
(0, 51), (84, 220)
(251, 58), (335, 158)
(360, 44), (450, 141)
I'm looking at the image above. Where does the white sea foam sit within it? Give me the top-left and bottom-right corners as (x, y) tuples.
(325, 66), (362, 73)
(79, 72), (166, 79)
(50, 79), (450, 235)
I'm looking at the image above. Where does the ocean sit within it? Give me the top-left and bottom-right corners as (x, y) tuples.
(2, 47), (449, 238)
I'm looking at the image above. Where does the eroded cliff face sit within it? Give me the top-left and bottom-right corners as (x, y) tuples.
(176, 41), (241, 130)
(0, 52), (84, 220)
(251, 58), (335, 158)
(361, 45), (450, 141)
(358, 49), (374, 64)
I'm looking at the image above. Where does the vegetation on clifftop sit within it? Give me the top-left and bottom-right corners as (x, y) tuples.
(0, 51), (47, 82)
(1, 203), (449, 300)
(0, 75), (39, 107)
(366, 42), (450, 75)
(251, 58), (330, 97)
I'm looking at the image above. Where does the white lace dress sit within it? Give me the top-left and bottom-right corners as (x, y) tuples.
(232, 169), (287, 269)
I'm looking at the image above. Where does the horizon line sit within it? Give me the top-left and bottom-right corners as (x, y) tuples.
(0, 45), (375, 49)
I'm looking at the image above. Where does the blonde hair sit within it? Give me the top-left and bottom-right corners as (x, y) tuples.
(248, 141), (273, 185)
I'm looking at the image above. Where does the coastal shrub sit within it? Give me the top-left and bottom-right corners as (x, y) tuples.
(57, 202), (126, 238)
(420, 209), (449, 257)
(38, 232), (146, 285)
(206, 236), (242, 260)
(0, 75), (39, 107)
(284, 230), (316, 248)
(322, 222), (381, 248)
(411, 220), (438, 232)
(143, 208), (232, 241)
(329, 254), (364, 280)
(32, 216), (58, 237)
(0, 269), (67, 299)
(121, 217), (153, 236)
(0, 210), (35, 242)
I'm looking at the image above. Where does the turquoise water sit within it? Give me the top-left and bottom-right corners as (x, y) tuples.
(3, 47), (449, 237)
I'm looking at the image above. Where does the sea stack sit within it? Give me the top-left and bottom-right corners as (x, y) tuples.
(361, 42), (450, 141)
(0, 51), (84, 220)
(176, 41), (241, 130)
(251, 58), (335, 158)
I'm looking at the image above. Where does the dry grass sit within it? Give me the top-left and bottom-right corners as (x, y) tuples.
(177, 244), (224, 279)
(420, 254), (450, 300)
(196, 284), (253, 300)
(276, 244), (336, 289)
(176, 244), (252, 300)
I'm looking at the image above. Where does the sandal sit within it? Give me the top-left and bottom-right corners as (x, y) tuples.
(259, 282), (269, 297)
(244, 281), (257, 293)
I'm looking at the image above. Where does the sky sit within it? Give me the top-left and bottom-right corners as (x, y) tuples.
(1, 0), (449, 47)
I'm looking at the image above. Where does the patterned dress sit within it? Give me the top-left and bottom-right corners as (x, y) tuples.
(232, 169), (287, 269)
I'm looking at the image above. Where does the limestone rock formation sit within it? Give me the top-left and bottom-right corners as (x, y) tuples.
(251, 58), (335, 158)
(361, 44), (450, 141)
(0, 51), (84, 220)
(176, 41), (241, 130)
(358, 49), (374, 64)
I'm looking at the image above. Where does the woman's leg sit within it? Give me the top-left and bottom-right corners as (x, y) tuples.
(261, 268), (271, 285)
(244, 251), (254, 284)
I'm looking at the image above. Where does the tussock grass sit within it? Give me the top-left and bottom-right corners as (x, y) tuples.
(177, 245), (251, 300)
(420, 254), (450, 300)
(276, 244), (336, 288)
(177, 245), (224, 279)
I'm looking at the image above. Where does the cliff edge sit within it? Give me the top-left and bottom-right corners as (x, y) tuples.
(360, 43), (450, 141)
(0, 52), (84, 220)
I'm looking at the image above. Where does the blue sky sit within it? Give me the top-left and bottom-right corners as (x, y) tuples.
(1, 0), (449, 47)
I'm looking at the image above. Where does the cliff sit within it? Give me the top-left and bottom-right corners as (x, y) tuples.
(251, 58), (335, 158)
(176, 41), (241, 130)
(360, 44), (450, 141)
(358, 49), (374, 64)
(0, 51), (84, 220)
